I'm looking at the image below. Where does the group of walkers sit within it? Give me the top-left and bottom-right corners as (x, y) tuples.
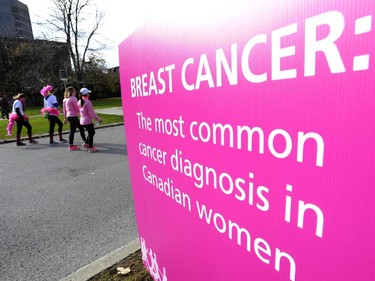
(5, 85), (102, 153)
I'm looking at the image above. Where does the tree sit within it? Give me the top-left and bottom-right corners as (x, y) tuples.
(46, 0), (105, 82)
(80, 54), (121, 98)
(0, 36), (70, 105)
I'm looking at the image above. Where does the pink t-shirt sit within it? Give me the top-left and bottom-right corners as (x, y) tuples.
(78, 98), (100, 125)
(63, 96), (80, 117)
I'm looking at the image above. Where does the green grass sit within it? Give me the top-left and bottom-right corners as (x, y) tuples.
(22, 97), (123, 116)
(0, 97), (124, 140)
(92, 97), (123, 109)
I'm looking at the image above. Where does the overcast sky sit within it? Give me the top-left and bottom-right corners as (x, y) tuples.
(20, 0), (147, 67)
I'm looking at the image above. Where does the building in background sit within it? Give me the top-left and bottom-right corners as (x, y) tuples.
(0, 0), (33, 39)
(0, 0), (69, 102)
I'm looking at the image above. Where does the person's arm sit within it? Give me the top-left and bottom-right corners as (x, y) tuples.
(15, 107), (24, 121)
(73, 97), (80, 114)
(87, 101), (102, 123)
(53, 102), (60, 111)
(63, 99), (68, 123)
(50, 95), (62, 111)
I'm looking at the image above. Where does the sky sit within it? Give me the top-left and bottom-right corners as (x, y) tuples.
(20, 0), (147, 67)
(19, 0), (245, 67)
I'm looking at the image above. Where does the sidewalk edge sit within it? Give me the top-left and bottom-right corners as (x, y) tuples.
(60, 238), (140, 281)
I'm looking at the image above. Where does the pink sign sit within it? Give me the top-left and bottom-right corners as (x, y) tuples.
(119, 1), (375, 280)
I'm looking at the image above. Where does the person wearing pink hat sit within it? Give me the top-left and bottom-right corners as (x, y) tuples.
(78, 88), (102, 153)
(40, 85), (67, 145)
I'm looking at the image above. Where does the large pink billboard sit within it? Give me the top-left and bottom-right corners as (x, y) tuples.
(119, 1), (375, 280)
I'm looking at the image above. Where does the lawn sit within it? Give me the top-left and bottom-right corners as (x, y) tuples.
(92, 97), (123, 109)
(0, 97), (124, 141)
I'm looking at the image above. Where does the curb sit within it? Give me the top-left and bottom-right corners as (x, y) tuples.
(60, 238), (140, 281)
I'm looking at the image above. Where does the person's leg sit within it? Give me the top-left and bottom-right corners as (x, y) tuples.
(49, 116), (57, 144)
(15, 120), (25, 146)
(24, 120), (31, 135)
(83, 124), (95, 148)
(24, 121), (37, 143)
(81, 124), (89, 148)
(56, 117), (67, 142)
(68, 117), (77, 145)
(77, 122), (86, 142)
(67, 117), (81, 150)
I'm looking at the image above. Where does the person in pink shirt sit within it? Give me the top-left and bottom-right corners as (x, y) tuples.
(63, 86), (87, 151)
(78, 88), (102, 153)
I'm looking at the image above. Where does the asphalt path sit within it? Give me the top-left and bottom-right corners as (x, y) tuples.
(0, 125), (138, 281)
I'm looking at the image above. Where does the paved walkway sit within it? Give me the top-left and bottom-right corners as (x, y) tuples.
(0, 107), (140, 281)
(95, 107), (123, 116)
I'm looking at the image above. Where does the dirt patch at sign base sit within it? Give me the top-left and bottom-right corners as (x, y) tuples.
(88, 250), (153, 281)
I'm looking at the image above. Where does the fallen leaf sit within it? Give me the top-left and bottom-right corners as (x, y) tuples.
(117, 267), (131, 275)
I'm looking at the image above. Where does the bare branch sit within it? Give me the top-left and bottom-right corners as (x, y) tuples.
(40, 0), (105, 81)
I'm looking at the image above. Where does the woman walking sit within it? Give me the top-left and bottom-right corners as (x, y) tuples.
(40, 85), (67, 145)
(63, 87), (86, 151)
(10, 93), (38, 146)
(78, 88), (102, 153)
